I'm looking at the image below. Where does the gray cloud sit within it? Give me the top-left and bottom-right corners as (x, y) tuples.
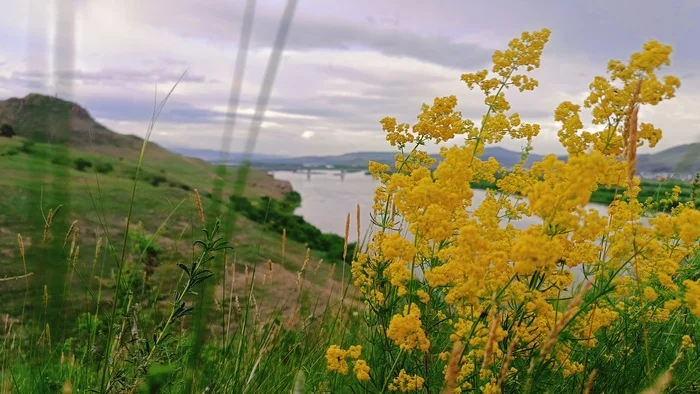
(123, 0), (494, 70)
(1, 0), (699, 156)
(12, 68), (206, 85)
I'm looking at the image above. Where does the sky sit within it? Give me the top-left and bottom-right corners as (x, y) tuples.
(1, 0), (699, 156)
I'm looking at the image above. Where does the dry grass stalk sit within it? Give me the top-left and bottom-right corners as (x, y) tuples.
(328, 264), (336, 282)
(281, 229), (287, 265)
(41, 208), (55, 247)
(234, 296), (242, 315)
(17, 234), (25, 261)
(302, 249), (310, 272)
(94, 236), (103, 264)
(62, 220), (78, 249)
(252, 294), (261, 327)
(343, 212), (351, 262)
(71, 246), (80, 268)
(193, 189), (205, 225)
(42, 285), (48, 309)
(356, 204), (361, 258)
(624, 78), (643, 186)
(286, 306), (301, 329)
(641, 352), (683, 394)
(498, 335), (519, 387)
(540, 281), (592, 359)
(0, 273), (34, 282)
(443, 341), (463, 394)
(69, 226), (79, 260)
(481, 315), (501, 371)
(314, 258), (324, 273)
(583, 369), (597, 394)
(17, 234), (29, 287)
(62, 379), (72, 394)
(226, 263), (236, 337)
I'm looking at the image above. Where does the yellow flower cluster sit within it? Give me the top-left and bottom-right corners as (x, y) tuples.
(684, 279), (700, 317)
(353, 360), (371, 381)
(386, 304), (431, 353)
(556, 40), (680, 156)
(388, 369), (425, 392)
(325, 345), (363, 375)
(327, 28), (699, 393)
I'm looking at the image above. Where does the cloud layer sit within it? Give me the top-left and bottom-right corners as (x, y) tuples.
(1, 0), (699, 155)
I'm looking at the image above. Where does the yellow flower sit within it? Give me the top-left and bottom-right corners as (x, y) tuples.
(643, 287), (658, 302)
(416, 290), (430, 304)
(681, 335), (695, 349)
(388, 369), (425, 392)
(347, 345), (362, 360)
(481, 377), (501, 394)
(325, 345), (348, 375)
(352, 27), (695, 393)
(664, 299), (681, 312)
(387, 304), (431, 353)
(683, 280), (700, 317)
(353, 360), (371, 381)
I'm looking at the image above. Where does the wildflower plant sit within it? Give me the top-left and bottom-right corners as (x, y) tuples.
(329, 29), (700, 393)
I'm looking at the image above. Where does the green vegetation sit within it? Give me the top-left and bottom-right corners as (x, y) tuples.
(74, 158), (93, 172)
(230, 191), (356, 263)
(0, 124), (355, 393)
(470, 172), (700, 210)
(1, 123), (15, 138)
(94, 162), (114, 174)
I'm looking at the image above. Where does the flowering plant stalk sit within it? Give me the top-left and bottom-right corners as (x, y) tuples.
(326, 29), (700, 393)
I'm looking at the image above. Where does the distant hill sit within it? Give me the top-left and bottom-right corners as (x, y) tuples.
(636, 143), (700, 175)
(176, 143), (699, 176)
(169, 147), (293, 164)
(0, 93), (292, 196)
(173, 146), (551, 169)
(0, 93), (177, 161)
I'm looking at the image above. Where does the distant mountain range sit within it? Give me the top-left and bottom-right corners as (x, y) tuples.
(172, 143), (700, 176)
(1, 93), (696, 177)
(170, 146), (553, 169)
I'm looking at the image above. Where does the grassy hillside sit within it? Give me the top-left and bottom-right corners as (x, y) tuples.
(0, 96), (352, 336)
(636, 142), (700, 174)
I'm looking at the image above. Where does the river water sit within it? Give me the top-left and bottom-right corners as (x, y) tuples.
(271, 169), (610, 237)
(271, 169), (614, 286)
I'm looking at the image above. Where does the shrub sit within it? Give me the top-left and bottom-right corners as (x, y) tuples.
(151, 175), (167, 187)
(229, 194), (352, 262)
(18, 140), (34, 154)
(51, 155), (70, 165)
(3, 148), (19, 156)
(74, 157), (92, 171)
(95, 162), (114, 174)
(0, 123), (15, 138)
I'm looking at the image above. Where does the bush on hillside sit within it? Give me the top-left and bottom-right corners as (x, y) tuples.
(0, 123), (15, 138)
(18, 140), (35, 154)
(95, 162), (114, 174)
(151, 175), (167, 187)
(51, 155), (70, 165)
(74, 157), (92, 172)
(229, 193), (351, 262)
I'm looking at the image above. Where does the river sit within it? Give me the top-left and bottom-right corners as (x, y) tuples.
(271, 169), (610, 238)
(271, 169), (613, 286)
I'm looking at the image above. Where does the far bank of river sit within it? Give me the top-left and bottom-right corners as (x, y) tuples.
(271, 169), (611, 238)
(271, 169), (618, 287)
